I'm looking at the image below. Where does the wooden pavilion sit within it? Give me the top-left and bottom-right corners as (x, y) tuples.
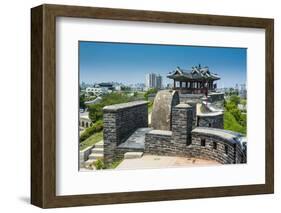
(167, 65), (220, 95)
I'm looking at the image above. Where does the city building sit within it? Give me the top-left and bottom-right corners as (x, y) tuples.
(239, 83), (247, 99)
(146, 73), (162, 90)
(167, 65), (220, 95)
(86, 87), (108, 96)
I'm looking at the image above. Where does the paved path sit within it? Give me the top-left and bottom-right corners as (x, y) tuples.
(116, 154), (219, 170)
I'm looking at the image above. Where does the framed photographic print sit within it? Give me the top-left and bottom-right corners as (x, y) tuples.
(31, 4), (274, 208)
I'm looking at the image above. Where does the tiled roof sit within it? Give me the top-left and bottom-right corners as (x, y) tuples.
(167, 65), (220, 81)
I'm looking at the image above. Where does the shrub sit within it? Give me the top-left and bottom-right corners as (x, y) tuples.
(94, 159), (105, 170)
(80, 120), (103, 142)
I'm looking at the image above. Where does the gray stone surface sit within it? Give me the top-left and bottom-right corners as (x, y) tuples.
(207, 92), (224, 102)
(179, 93), (204, 103)
(124, 152), (143, 159)
(103, 101), (148, 163)
(118, 127), (152, 149)
(172, 103), (193, 146)
(197, 112), (224, 129)
(151, 90), (180, 130)
(79, 145), (94, 168)
(191, 127), (246, 164)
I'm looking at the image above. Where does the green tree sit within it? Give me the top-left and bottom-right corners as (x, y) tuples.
(79, 94), (86, 109)
(229, 95), (240, 106)
(144, 88), (157, 100)
(88, 104), (103, 123)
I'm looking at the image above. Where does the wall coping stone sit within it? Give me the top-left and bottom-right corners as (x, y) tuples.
(174, 103), (192, 109)
(147, 129), (172, 136)
(197, 111), (223, 117)
(208, 92), (224, 95)
(192, 127), (243, 144)
(103, 100), (148, 112)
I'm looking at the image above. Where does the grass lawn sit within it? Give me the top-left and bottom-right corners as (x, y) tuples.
(224, 111), (246, 135)
(80, 131), (103, 151)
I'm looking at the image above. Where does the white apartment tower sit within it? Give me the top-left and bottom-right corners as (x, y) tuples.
(146, 73), (162, 90)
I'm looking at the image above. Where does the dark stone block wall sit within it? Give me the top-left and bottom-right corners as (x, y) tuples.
(144, 103), (193, 156)
(172, 104), (193, 145)
(197, 113), (224, 129)
(190, 131), (246, 164)
(207, 93), (224, 102)
(145, 130), (174, 156)
(103, 101), (148, 163)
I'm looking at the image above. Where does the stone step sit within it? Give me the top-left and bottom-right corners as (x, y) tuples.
(94, 140), (104, 149)
(88, 153), (104, 160)
(124, 152), (143, 159)
(91, 147), (104, 154)
(84, 159), (97, 169)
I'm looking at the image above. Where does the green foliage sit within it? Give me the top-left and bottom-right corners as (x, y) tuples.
(79, 131), (103, 150)
(224, 112), (246, 134)
(87, 92), (145, 123)
(144, 88), (157, 100)
(229, 95), (240, 105)
(225, 88), (239, 96)
(148, 101), (154, 113)
(224, 95), (247, 135)
(240, 99), (247, 106)
(104, 158), (123, 169)
(80, 120), (103, 142)
(80, 94), (86, 109)
(94, 159), (106, 170)
(88, 104), (103, 123)
(121, 86), (131, 91)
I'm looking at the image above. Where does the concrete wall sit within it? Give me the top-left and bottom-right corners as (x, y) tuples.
(103, 101), (148, 163)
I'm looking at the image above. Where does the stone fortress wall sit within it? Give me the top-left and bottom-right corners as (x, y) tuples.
(196, 112), (224, 129)
(102, 90), (246, 165)
(191, 128), (246, 164)
(103, 101), (148, 163)
(207, 92), (224, 103)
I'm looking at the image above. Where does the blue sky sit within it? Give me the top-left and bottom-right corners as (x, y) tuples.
(79, 41), (246, 88)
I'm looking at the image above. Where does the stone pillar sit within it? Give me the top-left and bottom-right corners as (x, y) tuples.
(172, 104), (193, 146)
(103, 112), (118, 164)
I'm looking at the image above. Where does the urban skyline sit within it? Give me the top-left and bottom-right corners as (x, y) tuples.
(79, 41), (246, 88)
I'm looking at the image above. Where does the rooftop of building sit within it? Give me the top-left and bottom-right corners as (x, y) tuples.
(167, 65), (220, 81)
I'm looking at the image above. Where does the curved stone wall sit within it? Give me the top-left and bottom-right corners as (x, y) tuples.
(207, 92), (224, 102)
(197, 112), (224, 129)
(190, 127), (246, 164)
(151, 90), (179, 130)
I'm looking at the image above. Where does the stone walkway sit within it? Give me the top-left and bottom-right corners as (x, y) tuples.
(118, 127), (152, 149)
(116, 154), (219, 170)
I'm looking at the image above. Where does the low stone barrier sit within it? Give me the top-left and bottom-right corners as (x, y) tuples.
(191, 127), (246, 164)
(197, 111), (224, 129)
(207, 92), (224, 102)
(103, 101), (148, 163)
(79, 145), (93, 167)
